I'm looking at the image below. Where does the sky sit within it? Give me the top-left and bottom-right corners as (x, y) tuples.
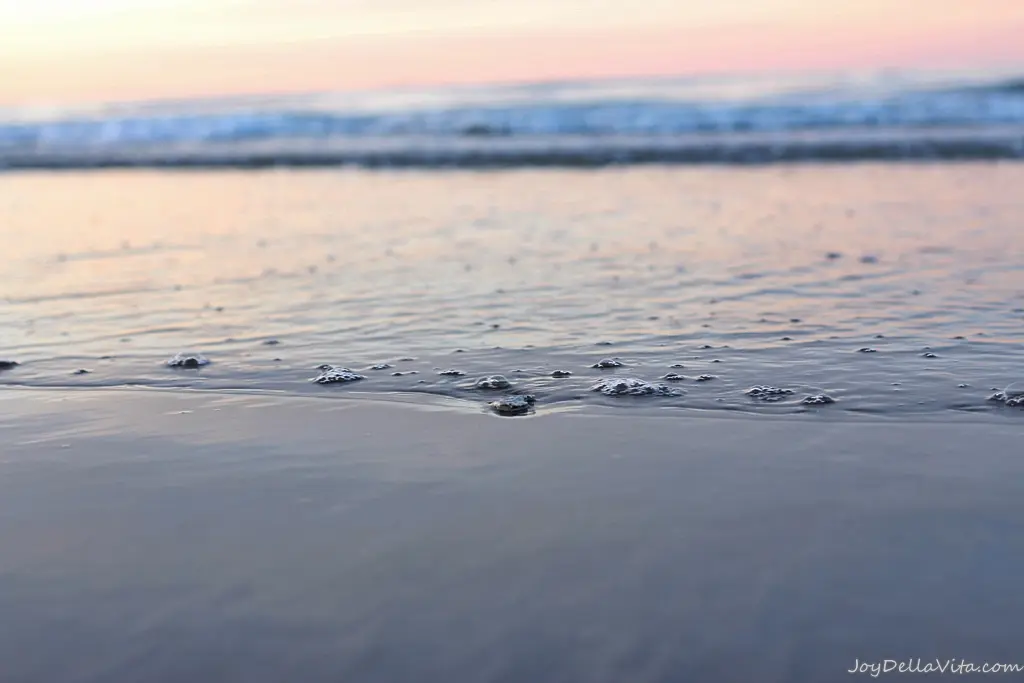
(1, 0), (1023, 105)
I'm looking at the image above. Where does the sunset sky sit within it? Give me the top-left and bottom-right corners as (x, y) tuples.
(1, 0), (1023, 105)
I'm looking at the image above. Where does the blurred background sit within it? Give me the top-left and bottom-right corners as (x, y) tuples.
(3, 0), (1024, 105)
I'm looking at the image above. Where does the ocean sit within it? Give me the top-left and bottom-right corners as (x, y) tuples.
(3, 68), (1024, 682)
(3, 67), (1024, 168)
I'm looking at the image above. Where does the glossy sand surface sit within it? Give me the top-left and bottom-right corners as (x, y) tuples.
(2, 389), (1023, 682)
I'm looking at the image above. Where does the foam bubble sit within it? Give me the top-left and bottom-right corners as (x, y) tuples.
(592, 377), (683, 397)
(746, 385), (795, 402)
(311, 365), (365, 384)
(990, 391), (1024, 408)
(369, 363), (394, 370)
(438, 369), (466, 376)
(474, 375), (512, 390)
(167, 352), (210, 368)
(694, 374), (717, 382)
(551, 370), (573, 378)
(661, 373), (686, 381)
(1003, 382), (1024, 398)
(489, 394), (536, 416)
(591, 358), (623, 369)
(801, 394), (836, 405)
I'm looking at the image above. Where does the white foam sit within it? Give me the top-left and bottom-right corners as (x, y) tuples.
(311, 365), (365, 384)
(474, 375), (512, 390)
(592, 377), (682, 397)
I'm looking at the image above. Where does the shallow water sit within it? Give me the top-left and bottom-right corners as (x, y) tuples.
(2, 164), (1023, 417)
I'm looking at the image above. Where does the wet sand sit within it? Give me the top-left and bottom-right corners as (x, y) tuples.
(2, 388), (1023, 682)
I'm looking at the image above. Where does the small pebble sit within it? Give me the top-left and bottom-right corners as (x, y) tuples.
(0, 360), (19, 370)
(551, 370), (573, 378)
(439, 369), (465, 376)
(591, 358), (623, 369)
(661, 373), (686, 381)
(262, 339), (281, 346)
(921, 352), (938, 359)
(72, 368), (91, 375)
(801, 394), (836, 405)
(167, 352), (210, 368)
(369, 363), (394, 371)
(857, 347), (878, 353)
(489, 395), (536, 416)
(694, 374), (717, 382)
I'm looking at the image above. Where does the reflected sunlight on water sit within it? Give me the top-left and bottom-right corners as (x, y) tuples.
(2, 164), (1023, 416)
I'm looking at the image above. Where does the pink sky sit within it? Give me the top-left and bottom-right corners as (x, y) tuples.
(1, 0), (1023, 105)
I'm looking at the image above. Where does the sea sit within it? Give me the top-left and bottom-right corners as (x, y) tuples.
(2, 67), (1024, 418)
(4, 67), (1024, 683)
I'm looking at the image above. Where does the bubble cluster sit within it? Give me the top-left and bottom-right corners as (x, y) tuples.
(474, 375), (512, 390)
(592, 377), (683, 397)
(990, 383), (1024, 408)
(746, 385), (795, 402)
(311, 365), (365, 384)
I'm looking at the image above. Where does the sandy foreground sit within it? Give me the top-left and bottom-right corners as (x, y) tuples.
(2, 388), (1022, 682)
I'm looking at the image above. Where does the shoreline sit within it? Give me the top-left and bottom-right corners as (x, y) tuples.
(2, 383), (1021, 426)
